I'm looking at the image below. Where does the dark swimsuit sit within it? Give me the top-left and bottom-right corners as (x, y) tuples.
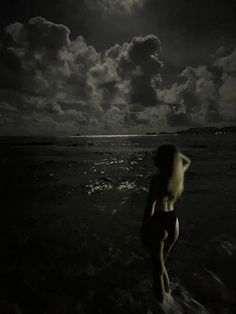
(141, 175), (178, 247)
(153, 210), (177, 240)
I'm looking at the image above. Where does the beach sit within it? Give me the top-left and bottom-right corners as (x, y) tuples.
(0, 134), (235, 314)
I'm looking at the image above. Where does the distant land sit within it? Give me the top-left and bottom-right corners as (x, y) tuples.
(176, 126), (236, 134)
(73, 126), (236, 137)
(148, 126), (236, 135)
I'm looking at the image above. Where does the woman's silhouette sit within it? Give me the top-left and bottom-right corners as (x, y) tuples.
(141, 144), (191, 303)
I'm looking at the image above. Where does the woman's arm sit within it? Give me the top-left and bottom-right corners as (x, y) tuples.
(140, 177), (156, 238)
(178, 152), (191, 172)
(142, 182), (155, 224)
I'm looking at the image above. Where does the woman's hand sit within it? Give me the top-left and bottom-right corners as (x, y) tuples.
(178, 152), (191, 172)
(150, 200), (157, 216)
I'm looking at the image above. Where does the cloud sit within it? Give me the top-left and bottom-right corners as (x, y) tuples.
(86, 0), (146, 13)
(105, 34), (163, 107)
(0, 17), (166, 134)
(1, 16), (235, 135)
(214, 48), (236, 73)
(158, 49), (236, 127)
(166, 112), (190, 127)
(0, 101), (18, 113)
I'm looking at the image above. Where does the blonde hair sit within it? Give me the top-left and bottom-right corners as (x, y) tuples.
(166, 152), (184, 202)
(154, 145), (185, 202)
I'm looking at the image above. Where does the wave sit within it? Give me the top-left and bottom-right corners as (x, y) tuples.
(83, 177), (148, 195)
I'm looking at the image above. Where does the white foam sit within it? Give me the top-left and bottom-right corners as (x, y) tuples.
(169, 281), (209, 314)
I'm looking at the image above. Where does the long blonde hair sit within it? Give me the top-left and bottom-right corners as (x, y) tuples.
(153, 145), (184, 202)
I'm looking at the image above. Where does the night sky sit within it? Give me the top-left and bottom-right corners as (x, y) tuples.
(0, 0), (236, 135)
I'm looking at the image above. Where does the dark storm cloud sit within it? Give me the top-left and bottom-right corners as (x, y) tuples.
(0, 17), (101, 134)
(214, 48), (236, 74)
(214, 48), (236, 122)
(1, 17), (71, 96)
(124, 111), (149, 126)
(1, 0), (235, 67)
(166, 112), (190, 127)
(1, 11), (235, 135)
(0, 17), (166, 134)
(5, 17), (70, 52)
(105, 34), (163, 107)
(129, 35), (163, 106)
(159, 48), (236, 127)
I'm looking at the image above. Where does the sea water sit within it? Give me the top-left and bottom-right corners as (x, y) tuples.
(0, 134), (235, 313)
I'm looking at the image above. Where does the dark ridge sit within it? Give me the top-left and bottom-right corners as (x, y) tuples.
(188, 145), (208, 148)
(176, 126), (236, 135)
(159, 131), (173, 135)
(11, 142), (55, 146)
(145, 132), (157, 135)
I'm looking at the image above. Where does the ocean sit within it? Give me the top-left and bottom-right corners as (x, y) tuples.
(0, 134), (235, 314)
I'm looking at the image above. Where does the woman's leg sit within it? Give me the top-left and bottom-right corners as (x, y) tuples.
(161, 218), (179, 297)
(163, 218), (179, 261)
(150, 241), (166, 303)
(163, 266), (170, 293)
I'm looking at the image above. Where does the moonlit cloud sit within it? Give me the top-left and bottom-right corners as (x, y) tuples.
(0, 16), (235, 135)
(86, 0), (146, 13)
(158, 49), (236, 127)
(0, 17), (166, 134)
(214, 48), (236, 73)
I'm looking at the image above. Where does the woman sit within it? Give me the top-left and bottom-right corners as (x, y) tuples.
(141, 144), (191, 304)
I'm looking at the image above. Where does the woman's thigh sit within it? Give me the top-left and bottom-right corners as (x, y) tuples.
(163, 218), (179, 260)
(150, 241), (165, 275)
(142, 219), (168, 249)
